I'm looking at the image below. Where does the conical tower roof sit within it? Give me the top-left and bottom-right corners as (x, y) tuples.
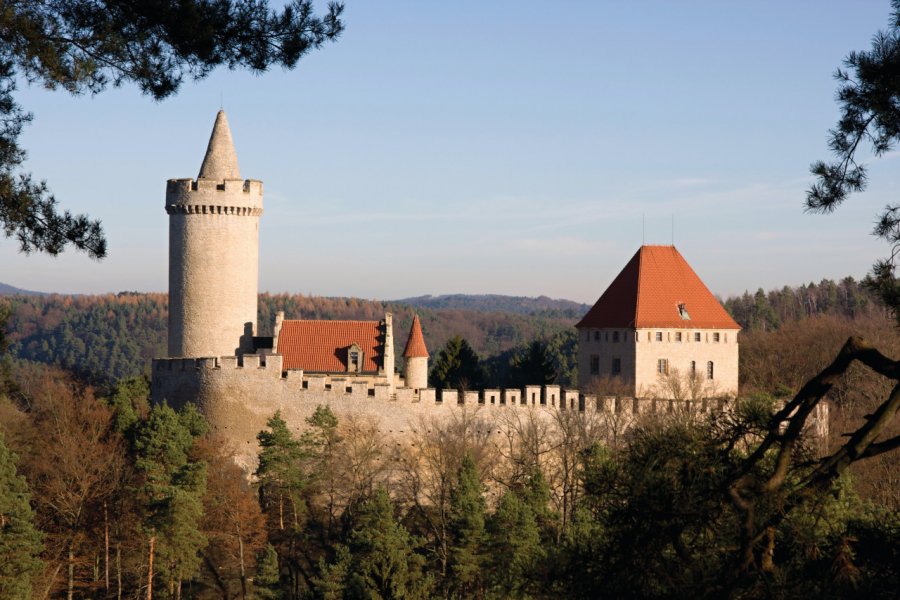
(198, 110), (241, 180)
(576, 245), (740, 330)
(403, 315), (429, 358)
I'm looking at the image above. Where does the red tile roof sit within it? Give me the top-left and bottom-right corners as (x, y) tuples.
(277, 320), (383, 372)
(403, 315), (429, 358)
(576, 246), (740, 330)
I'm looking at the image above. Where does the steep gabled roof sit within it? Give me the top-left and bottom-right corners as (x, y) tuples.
(576, 245), (740, 330)
(403, 315), (429, 358)
(198, 110), (241, 180)
(276, 320), (383, 372)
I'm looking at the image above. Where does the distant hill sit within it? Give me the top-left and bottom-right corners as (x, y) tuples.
(0, 282), (46, 296)
(394, 294), (590, 318)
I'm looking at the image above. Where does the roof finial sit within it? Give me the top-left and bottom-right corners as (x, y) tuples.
(198, 110), (241, 180)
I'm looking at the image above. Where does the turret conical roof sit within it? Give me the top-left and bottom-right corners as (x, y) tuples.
(403, 315), (429, 358)
(198, 110), (241, 180)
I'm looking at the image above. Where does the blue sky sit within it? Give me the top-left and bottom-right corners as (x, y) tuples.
(2, 1), (897, 303)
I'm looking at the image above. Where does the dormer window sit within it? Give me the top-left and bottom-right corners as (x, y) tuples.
(347, 343), (363, 373)
(678, 303), (691, 320)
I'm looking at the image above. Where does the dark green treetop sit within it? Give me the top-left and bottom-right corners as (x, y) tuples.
(0, 431), (43, 600)
(430, 336), (486, 392)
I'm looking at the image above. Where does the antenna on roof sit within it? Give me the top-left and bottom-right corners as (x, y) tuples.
(220, 91), (224, 110)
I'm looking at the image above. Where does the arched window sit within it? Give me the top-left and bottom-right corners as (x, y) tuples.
(706, 361), (714, 380)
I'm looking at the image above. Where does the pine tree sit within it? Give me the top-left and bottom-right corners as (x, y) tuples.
(348, 487), (431, 599)
(0, 432), (43, 600)
(311, 544), (351, 600)
(447, 454), (487, 597)
(254, 543), (284, 600)
(133, 402), (208, 597)
(507, 340), (558, 388)
(430, 336), (485, 392)
(486, 491), (543, 597)
(256, 411), (307, 531)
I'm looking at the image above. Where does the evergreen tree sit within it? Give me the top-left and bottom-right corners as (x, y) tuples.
(133, 402), (208, 596)
(256, 411), (307, 531)
(254, 543), (284, 600)
(0, 432), (43, 600)
(486, 491), (542, 597)
(506, 340), (558, 388)
(347, 487), (431, 599)
(107, 375), (150, 437)
(430, 336), (485, 392)
(447, 454), (487, 597)
(311, 544), (351, 600)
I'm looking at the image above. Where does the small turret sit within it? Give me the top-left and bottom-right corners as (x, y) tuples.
(403, 314), (429, 389)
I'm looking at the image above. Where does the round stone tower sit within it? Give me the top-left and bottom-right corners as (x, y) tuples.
(403, 314), (429, 389)
(166, 110), (263, 358)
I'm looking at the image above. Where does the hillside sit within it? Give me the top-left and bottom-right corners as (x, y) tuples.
(0, 281), (46, 296)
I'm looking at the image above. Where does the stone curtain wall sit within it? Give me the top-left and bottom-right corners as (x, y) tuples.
(151, 355), (797, 472)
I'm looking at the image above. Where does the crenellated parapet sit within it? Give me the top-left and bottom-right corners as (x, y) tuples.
(165, 178), (264, 216)
(151, 354), (738, 417)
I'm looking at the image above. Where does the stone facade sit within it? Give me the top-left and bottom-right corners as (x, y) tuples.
(578, 327), (739, 397)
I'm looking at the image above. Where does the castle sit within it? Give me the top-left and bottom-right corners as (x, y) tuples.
(151, 111), (747, 468)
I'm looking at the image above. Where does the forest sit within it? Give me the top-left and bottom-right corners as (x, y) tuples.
(1, 276), (899, 598)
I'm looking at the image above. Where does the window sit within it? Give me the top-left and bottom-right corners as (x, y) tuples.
(675, 332), (682, 342)
(590, 355), (600, 375)
(613, 331), (620, 343)
(707, 361), (714, 380)
(657, 358), (669, 375)
(612, 357), (621, 375)
(594, 330), (600, 341)
(713, 332), (720, 343)
(605, 332), (609, 341)
(690, 360), (696, 376)
(347, 343), (363, 373)
(655, 332), (663, 342)
(694, 332), (701, 342)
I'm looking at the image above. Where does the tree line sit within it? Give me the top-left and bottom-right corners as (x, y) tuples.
(723, 276), (887, 332)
